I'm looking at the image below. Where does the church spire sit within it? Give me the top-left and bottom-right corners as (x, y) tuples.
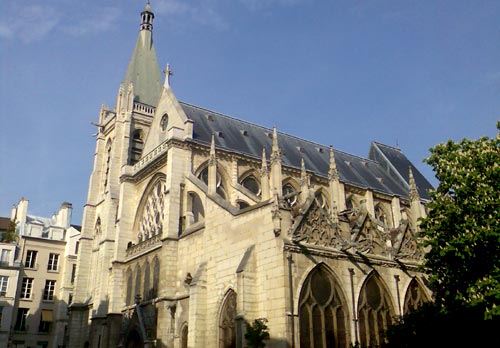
(121, 2), (162, 107)
(140, 2), (154, 31)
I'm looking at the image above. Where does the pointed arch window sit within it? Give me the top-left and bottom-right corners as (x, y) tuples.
(218, 290), (237, 348)
(180, 323), (189, 348)
(103, 140), (112, 192)
(241, 175), (260, 196)
(130, 130), (144, 165)
(403, 278), (429, 315)
(143, 261), (151, 300)
(137, 179), (166, 243)
(134, 265), (141, 301)
(161, 114), (169, 132)
(282, 182), (298, 206)
(314, 191), (329, 210)
(299, 265), (349, 348)
(358, 274), (395, 348)
(199, 167), (227, 199)
(125, 268), (133, 306)
(152, 257), (160, 298)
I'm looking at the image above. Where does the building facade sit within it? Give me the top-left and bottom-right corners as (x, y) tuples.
(68, 3), (434, 348)
(6, 199), (82, 348)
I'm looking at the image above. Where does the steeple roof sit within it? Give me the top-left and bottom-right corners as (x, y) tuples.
(122, 3), (162, 107)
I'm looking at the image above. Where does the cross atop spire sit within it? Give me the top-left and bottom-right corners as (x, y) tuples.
(163, 64), (173, 87)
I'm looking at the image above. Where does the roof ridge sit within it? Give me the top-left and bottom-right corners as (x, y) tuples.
(372, 141), (403, 152)
(180, 101), (377, 162)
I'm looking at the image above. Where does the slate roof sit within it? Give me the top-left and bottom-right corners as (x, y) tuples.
(180, 102), (433, 201)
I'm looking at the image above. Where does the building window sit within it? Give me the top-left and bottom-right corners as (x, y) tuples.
(282, 183), (298, 206)
(0, 249), (11, 265)
(0, 276), (8, 296)
(68, 293), (73, 305)
(75, 241), (80, 255)
(47, 253), (59, 271)
(39, 310), (53, 333)
(14, 308), (29, 331)
(130, 130), (144, 165)
(43, 280), (56, 301)
(137, 179), (166, 242)
(21, 277), (33, 299)
(25, 250), (37, 268)
(299, 265), (349, 348)
(241, 175), (261, 196)
(71, 264), (77, 284)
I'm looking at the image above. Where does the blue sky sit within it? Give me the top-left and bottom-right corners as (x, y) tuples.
(1, 0), (499, 224)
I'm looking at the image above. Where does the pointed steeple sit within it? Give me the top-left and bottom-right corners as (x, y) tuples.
(261, 148), (270, 200)
(208, 133), (217, 195)
(328, 146), (339, 181)
(408, 167), (420, 202)
(270, 127), (283, 197)
(122, 2), (162, 107)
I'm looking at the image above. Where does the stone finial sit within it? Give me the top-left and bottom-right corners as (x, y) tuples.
(209, 133), (217, 166)
(261, 148), (268, 175)
(328, 145), (339, 181)
(270, 126), (281, 163)
(408, 167), (419, 201)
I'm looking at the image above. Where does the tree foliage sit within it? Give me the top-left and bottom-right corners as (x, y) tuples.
(244, 318), (270, 348)
(386, 122), (500, 348)
(420, 122), (500, 318)
(1, 220), (17, 243)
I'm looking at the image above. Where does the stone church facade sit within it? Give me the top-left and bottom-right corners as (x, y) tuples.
(68, 3), (434, 348)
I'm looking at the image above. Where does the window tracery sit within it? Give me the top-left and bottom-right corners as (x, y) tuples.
(199, 167), (227, 199)
(137, 180), (166, 243)
(358, 274), (394, 348)
(241, 175), (260, 196)
(282, 182), (298, 206)
(299, 265), (349, 348)
(403, 278), (429, 314)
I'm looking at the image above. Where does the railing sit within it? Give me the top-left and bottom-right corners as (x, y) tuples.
(126, 233), (162, 258)
(133, 141), (168, 172)
(133, 102), (156, 116)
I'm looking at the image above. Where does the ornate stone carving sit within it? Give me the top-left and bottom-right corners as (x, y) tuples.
(292, 200), (345, 248)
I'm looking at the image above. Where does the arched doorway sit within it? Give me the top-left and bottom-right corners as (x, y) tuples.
(298, 264), (350, 348)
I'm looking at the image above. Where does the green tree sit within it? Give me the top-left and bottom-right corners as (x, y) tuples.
(1, 220), (17, 243)
(420, 122), (500, 318)
(244, 318), (270, 348)
(386, 122), (500, 348)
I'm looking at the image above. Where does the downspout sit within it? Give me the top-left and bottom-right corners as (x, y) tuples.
(348, 268), (359, 345)
(287, 254), (295, 348)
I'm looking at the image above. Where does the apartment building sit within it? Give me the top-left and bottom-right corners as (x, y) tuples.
(8, 199), (81, 348)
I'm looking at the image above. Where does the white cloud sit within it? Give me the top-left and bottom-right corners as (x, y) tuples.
(0, 4), (60, 43)
(63, 7), (121, 37)
(154, 0), (229, 30)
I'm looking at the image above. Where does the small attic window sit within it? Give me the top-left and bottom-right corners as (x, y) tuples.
(206, 114), (214, 122)
(361, 161), (368, 167)
(377, 177), (384, 184)
(344, 161), (352, 166)
(216, 131), (224, 138)
(296, 146), (304, 153)
(240, 130), (248, 136)
(316, 147), (324, 153)
(266, 132), (273, 139)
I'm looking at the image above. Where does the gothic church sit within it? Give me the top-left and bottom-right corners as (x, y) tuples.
(68, 3), (434, 348)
